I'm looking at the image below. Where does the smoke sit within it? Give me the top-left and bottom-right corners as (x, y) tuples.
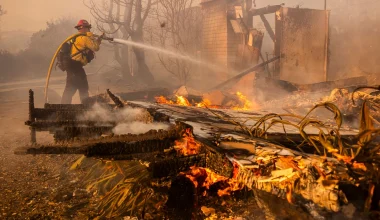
(113, 122), (170, 135)
(78, 103), (170, 134)
(79, 103), (152, 124)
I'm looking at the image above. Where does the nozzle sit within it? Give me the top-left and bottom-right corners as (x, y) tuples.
(101, 36), (114, 41)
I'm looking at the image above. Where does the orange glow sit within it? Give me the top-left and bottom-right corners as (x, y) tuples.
(233, 92), (252, 110)
(176, 95), (191, 106)
(196, 99), (211, 108)
(196, 99), (221, 109)
(286, 183), (294, 204)
(181, 166), (243, 197)
(156, 93), (259, 110)
(155, 96), (174, 104)
(174, 128), (201, 156)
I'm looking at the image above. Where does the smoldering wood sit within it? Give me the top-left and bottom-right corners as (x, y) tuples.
(18, 90), (368, 214)
(107, 89), (125, 108)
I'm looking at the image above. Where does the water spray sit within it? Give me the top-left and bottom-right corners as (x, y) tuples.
(100, 37), (226, 73)
(44, 34), (226, 103)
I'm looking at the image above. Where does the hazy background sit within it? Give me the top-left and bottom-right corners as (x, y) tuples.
(1, 0), (92, 32)
(0, 0), (379, 86)
(1, 0), (93, 53)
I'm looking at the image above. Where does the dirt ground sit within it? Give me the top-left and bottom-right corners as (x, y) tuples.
(0, 78), (102, 219)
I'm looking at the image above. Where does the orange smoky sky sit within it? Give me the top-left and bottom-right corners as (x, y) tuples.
(1, 0), (93, 31)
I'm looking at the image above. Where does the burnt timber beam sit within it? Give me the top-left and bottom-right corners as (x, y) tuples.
(212, 56), (280, 90)
(15, 127), (181, 155)
(44, 103), (103, 110)
(107, 89), (124, 108)
(29, 89), (36, 144)
(248, 5), (283, 17)
(25, 121), (117, 129)
(151, 154), (207, 178)
(260, 14), (275, 42)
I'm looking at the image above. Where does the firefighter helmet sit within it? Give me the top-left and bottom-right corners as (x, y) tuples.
(75, 19), (92, 29)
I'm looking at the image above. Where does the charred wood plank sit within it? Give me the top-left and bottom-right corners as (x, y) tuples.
(16, 125), (183, 155)
(85, 138), (175, 157)
(25, 121), (116, 129)
(44, 103), (98, 110)
(205, 150), (234, 178)
(150, 154), (206, 178)
(29, 90), (36, 144)
(248, 5), (283, 17)
(53, 126), (114, 141)
(107, 89), (124, 108)
(31, 109), (88, 121)
(260, 14), (275, 42)
(117, 88), (170, 101)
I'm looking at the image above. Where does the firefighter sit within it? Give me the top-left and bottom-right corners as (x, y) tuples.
(61, 19), (103, 104)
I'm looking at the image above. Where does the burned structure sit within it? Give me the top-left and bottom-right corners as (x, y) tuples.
(11, 1), (380, 219)
(16, 85), (380, 219)
(200, 1), (366, 96)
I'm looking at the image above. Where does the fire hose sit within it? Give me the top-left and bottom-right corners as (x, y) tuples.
(44, 34), (114, 103)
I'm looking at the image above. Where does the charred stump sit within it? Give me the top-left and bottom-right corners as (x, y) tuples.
(166, 175), (197, 220)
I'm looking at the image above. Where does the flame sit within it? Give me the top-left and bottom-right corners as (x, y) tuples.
(174, 128), (201, 156)
(196, 99), (220, 109)
(232, 91), (260, 111)
(196, 98), (211, 108)
(155, 95), (191, 106)
(176, 95), (191, 106)
(155, 96), (174, 104)
(286, 182), (294, 204)
(233, 92), (252, 110)
(181, 166), (243, 197)
(156, 93), (259, 110)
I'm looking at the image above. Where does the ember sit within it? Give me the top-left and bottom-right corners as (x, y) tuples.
(181, 166), (243, 197)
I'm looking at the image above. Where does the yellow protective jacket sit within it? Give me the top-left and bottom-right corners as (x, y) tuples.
(71, 32), (100, 66)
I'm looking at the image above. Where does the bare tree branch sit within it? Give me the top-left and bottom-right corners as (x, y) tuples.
(151, 0), (201, 85)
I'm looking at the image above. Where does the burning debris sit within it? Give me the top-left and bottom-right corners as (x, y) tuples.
(173, 128), (201, 156)
(155, 90), (258, 111)
(17, 85), (380, 219)
(3, 0), (380, 218)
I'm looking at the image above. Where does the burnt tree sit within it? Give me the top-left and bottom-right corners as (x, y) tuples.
(149, 0), (202, 85)
(86, 0), (155, 85)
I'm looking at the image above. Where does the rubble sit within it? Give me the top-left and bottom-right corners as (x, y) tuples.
(17, 87), (380, 218)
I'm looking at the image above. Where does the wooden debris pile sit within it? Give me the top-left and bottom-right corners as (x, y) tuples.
(15, 87), (380, 218)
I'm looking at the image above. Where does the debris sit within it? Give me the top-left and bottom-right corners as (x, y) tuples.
(201, 206), (216, 217)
